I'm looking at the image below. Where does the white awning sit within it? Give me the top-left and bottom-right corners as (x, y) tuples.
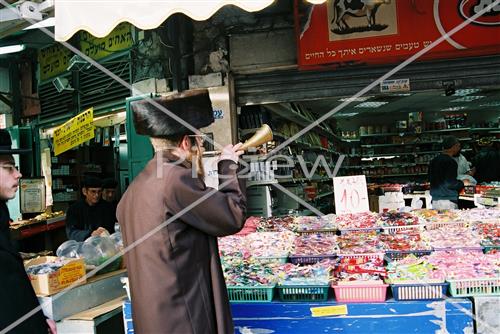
(55, 0), (327, 41)
(54, 0), (277, 41)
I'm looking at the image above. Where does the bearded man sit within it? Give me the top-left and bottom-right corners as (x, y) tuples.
(117, 89), (246, 334)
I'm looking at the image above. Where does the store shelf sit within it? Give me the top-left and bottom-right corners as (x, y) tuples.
(423, 127), (470, 134)
(278, 177), (331, 184)
(246, 180), (278, 187)
(367, 173), (427, 178)
(362, 149), (471, 158)
(316, 191), (333, 199)
(360, 138), (471, 148)
(469, 128), (500, 132)
(360, 132), (402, 138)
(265, 104), (336, 140)
(361, 163), (428, 168)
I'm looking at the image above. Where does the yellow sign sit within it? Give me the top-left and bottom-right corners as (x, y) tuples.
(310, 305), (348, 317)
(38, 44), (72, 81)
(54, 108), (95, 156)
(80, 23), (133, 60)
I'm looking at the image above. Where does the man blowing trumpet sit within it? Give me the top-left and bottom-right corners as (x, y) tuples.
(117, 89), (247, 334)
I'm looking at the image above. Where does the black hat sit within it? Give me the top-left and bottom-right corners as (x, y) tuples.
(442, 135), (459, 150)
(0, 129), (31, 154)
(131, 89), (214, 137)
(102, 178), (117, 189)
(82, 176), (102, 189)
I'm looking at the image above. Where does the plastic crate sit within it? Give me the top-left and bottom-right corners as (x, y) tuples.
(424, 221), (469, 230)
(254, 256), (288, 264)
(448, 278), (500, 297)
(339, 227), (380, 235)
(384, 250), (433, 262)
(289, 254), (336, 265)
(381, 225), (425, 235)
(391, 283), (448, 301)
(277, 285), (329, 302)
(333, 283), (388, 303)
(338, 253), (385, 261)
(227, 285), (275, 302)
(433, 246), (483, 252)
(482, 244), (500, 254)
(296, 229), (337, 236)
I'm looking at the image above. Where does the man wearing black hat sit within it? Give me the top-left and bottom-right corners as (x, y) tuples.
(101, 178), (118, 220)
(0, 129), (54, 333)
(65, 176), (116, 241)
(117, 89), (246, 334)
(429, 135), (469, 209)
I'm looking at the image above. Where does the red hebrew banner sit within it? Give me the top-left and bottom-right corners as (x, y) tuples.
(295, 0), (500, 69)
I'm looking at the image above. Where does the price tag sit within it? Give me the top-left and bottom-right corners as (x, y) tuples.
(310, 305), (348, 317)
(333, 175), (369, 214)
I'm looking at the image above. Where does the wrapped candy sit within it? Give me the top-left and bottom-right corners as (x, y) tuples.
(336, 212), (378, 229)
(291, 233), (338, 256)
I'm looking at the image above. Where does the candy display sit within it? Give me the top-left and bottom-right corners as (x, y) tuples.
(256, 215), (295, 232)
(423, 250), (499, 279)
(474, 222), (500, 247)
(379, 231), (431, 251)
(218, 208), (499, 302)
(377, 211), (421, 227)
(336, 212), (378, 229)
(337, 233), (383, 254)
(459, 208), (500, 222)
(290, 214), (337, 232)
(245, 231), (295, 258)
(386, 255), (445, 283)
(422, 226), (482, 249)
(275, 261), (335, 285)
(334, 256), (386, 283)
(221, 257), (277, 286)
(291, 233), (338, 256)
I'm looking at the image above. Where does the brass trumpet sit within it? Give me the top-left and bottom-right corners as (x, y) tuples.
(239, 124), (273, 152)
(204, 124), (273, 155)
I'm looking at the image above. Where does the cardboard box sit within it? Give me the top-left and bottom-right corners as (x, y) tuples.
(24, 256), (86, 296)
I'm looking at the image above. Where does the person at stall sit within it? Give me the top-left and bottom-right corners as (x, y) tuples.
(101, 178), (118, 219)
(117, 89), (246, 334)
(0, 129), (55, 333)
(65, 176), (115, 241)
(472, 137), (500, 183)
(453, 148), (476, 185)
(429, 135), (469, 209)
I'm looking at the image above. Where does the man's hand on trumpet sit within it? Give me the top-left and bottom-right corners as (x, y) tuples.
(218, 143), (244, 163)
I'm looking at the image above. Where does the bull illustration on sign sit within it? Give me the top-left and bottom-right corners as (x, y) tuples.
(331, 0), (391, 34)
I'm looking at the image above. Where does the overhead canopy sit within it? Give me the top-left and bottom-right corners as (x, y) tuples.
(55, 0), (279, 41)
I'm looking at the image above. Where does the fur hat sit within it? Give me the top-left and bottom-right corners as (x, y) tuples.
(131, 89), (214, 137)
(0, 129), (31, 154)
(102, 178), (118, 189)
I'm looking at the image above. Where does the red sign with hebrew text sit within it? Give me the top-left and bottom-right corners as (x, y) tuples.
(295, 0), (500, 69)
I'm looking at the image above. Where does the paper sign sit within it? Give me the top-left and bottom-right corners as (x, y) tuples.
(334, 175), (369, 215)
(202, 156), (219, 190)
(54, 108), (95, 156)
(310, 305), (348, 317)
(380, 78), (410, 93)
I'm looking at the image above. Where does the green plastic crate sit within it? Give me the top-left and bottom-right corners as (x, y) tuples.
(227, 285), (274, 302)
(277, 285), (329, 302)
(448, 278), (500, 297)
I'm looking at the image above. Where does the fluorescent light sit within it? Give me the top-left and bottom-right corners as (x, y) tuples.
(355, 101), (389, 108)
(480, 101), (500, 107)
(24, 17), (55, 30)
(306, 0), (327, 3)
(452, 89), (481, 96)
(450, 96), (485, 102)
(337, 112), (359, 117)
(441, 106), (467, 112)
(339, 96), (372, 102)
(0, 44), (25, 55)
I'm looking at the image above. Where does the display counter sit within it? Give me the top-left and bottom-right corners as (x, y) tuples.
(231, 298), (473, 334)
(10, 215), (66, 253)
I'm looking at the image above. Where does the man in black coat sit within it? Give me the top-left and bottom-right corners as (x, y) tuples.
(66, 176), (115, 241)
(0, 129), (53, 333)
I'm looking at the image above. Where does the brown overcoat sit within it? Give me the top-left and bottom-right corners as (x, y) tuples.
(117, 151), (246, 334)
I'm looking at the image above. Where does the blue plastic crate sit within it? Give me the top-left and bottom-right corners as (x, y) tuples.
(391, 283), (448, 301)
